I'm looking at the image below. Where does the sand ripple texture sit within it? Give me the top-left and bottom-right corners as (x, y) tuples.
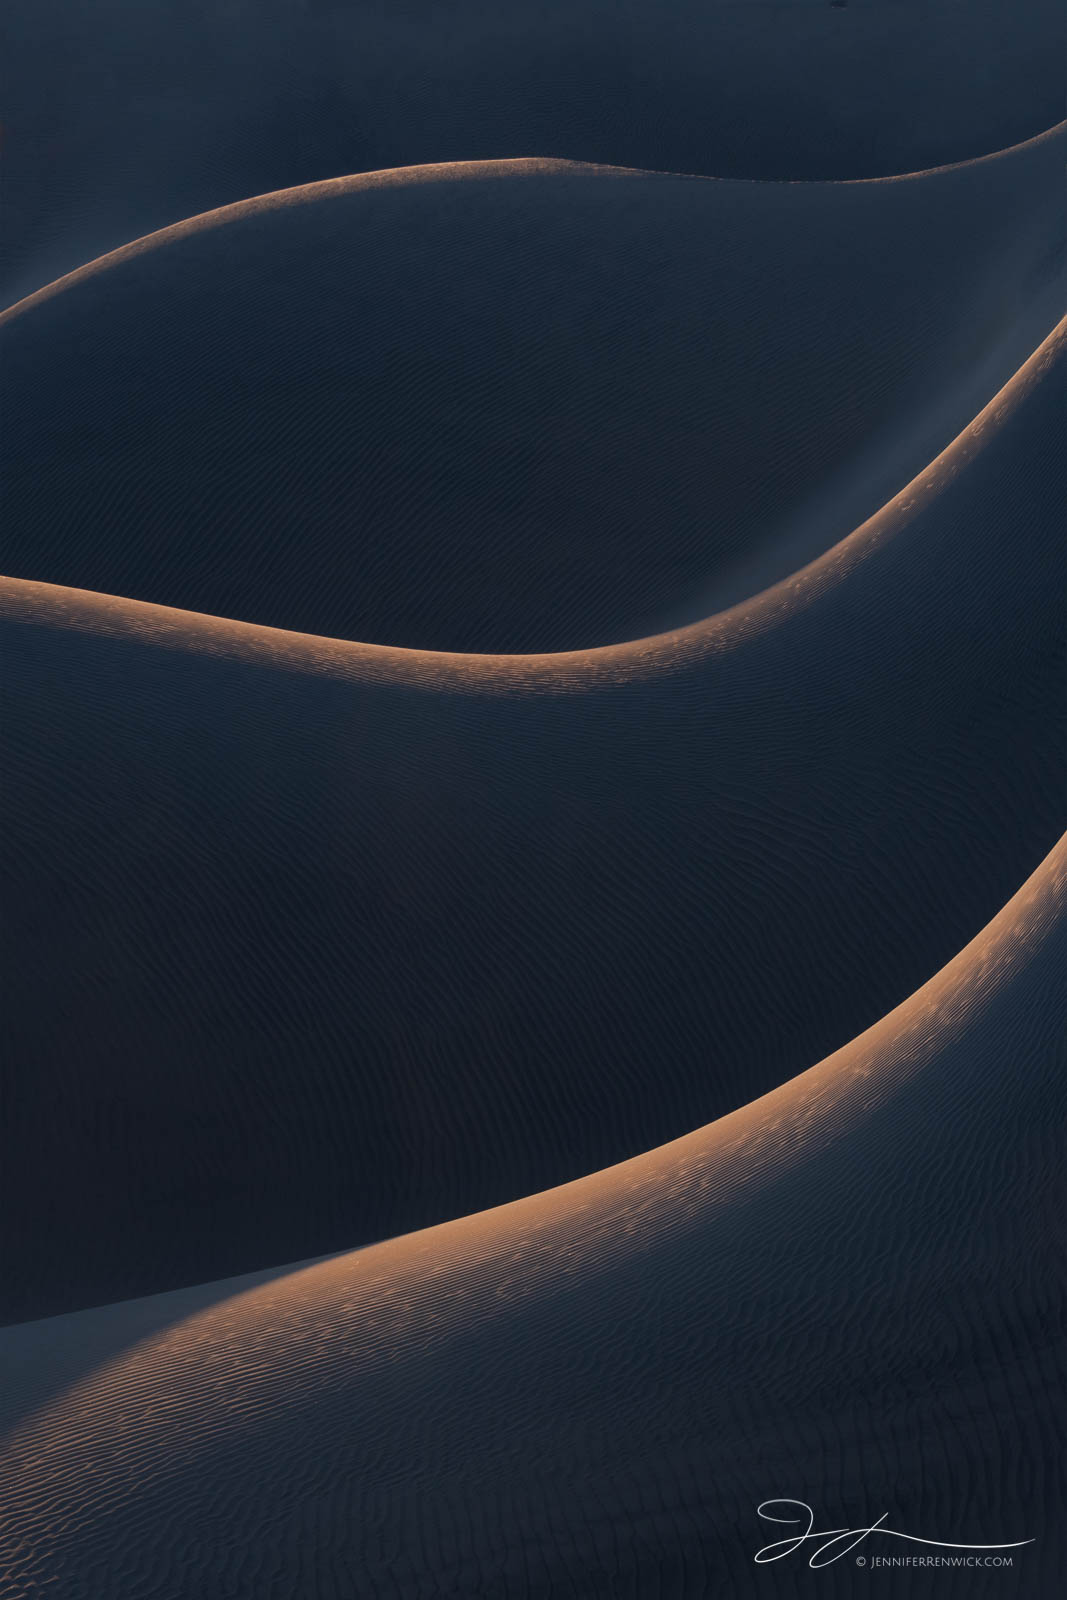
(0, 5), (1064, 1596)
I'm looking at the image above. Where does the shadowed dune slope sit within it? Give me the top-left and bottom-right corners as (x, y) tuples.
(0, 835), (1063, 1598)
(2, 2), (1064, 306)
(1, 317), (1063, 1322)
(2, 132), (1064, 652)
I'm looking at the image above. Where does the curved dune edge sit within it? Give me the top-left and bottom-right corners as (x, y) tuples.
(2, 312), (1063, 694)
(1, 120), (1063, 330)
(0, 829), (1060, 1547)
(177, 828), (1067, 1299)
(208, 832), (1067, 1320)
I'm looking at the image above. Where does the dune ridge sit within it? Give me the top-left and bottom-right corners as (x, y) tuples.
(4, 1), (1064, 307)
(1, 128), (1063, 657)
(0, 830), (1062, 1596)
(2, 306), (1063, 689)
(4, 123), (1064, 333)
(3, 126), (1064, 657)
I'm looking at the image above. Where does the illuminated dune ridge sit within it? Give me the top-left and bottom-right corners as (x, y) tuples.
(3, 0), (1065, 304)
(1, 3), (1065, 1590)
(0, 834), (1063, 1597)
(2, 127), (1063, 654)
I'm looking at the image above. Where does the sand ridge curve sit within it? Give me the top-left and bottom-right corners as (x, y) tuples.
(0, 832), (1062, 1596)
(2, 125), (1063, 654)
(1, 307), (1062, 689)
(4, 0), (1064, 309)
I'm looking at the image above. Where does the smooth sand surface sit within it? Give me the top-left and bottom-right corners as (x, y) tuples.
(0, 834), (1062, 1596)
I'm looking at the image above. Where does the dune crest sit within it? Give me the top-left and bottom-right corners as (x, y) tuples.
(2, 310), (1063, 685)
(4, 122), (1064, 332)
(0, 833), (1062, 1596)
(4, 1), (1064, 309)
(3, 126), (1063, 655)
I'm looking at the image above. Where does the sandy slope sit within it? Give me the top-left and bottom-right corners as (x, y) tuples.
(1, 293), (1062, 1320)
(0, 832), (1062, 1597)
(2, 128), (1063, 653)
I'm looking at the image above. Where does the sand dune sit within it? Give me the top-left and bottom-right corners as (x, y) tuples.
(0, 833), (1062, 1597)
(2, 8), (1063, 1590)
(2, 295), (1062, 1321)
(3, 2), (1064, 307)
(2, 128), (1063, 653)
